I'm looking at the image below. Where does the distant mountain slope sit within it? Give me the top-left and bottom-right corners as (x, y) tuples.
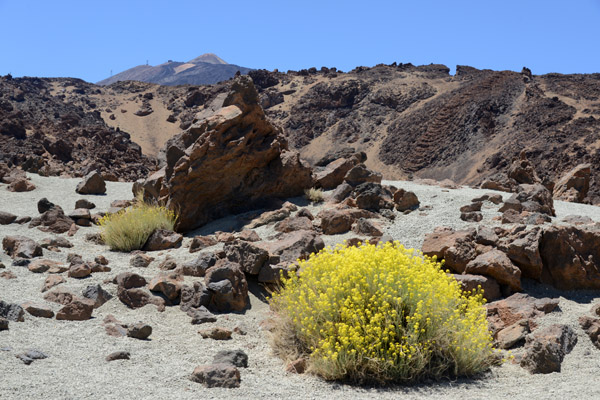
(97, 53), (252, 86)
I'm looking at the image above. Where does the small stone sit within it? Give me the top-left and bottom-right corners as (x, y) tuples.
(158, 256), (177, 270)
(56, 298), (94, 320)
(129, 253), (154, 268)
(42, 275), (66, 292)
(0, 211), (17, 225)
(190, 306), (217, 324)
(213, 350), (248, 368)
(76, 171), (106, 195)
(43, 288), (76, 305)
(68, 263), (92, 278)
(0, 317), (8, 330)
(198, 327), (232, 340)
(37, 198), (55, 214)
(82, 284), (112, 308)
(127, 322), (152, 340)
(75, 199), (96, 209)
(189, 235), (218, 253)
(238, 229), (260, 242)
(94, 255), (109, 265)
(190, 364), (241, 388)
(142, 229), (183, 251)
(106, 351), (130, 361)
(22, 302), (54, 318)
(16, 350), (47, 365)
(0, 301), (25, 322)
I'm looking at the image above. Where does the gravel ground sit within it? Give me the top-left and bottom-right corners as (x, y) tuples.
(0, 174), (599, 399)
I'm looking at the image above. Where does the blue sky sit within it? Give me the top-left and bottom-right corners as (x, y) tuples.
(1, 0), (599, 83)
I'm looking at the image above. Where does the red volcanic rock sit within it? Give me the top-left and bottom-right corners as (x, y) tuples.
(142, 76), (314, 232)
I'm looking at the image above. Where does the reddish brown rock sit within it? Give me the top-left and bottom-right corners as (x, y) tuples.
(198, 327), (232, 340)
(486, 293), (559, 337)
(8, 178), (36, 192)
(29, 206), (74, 234)
(520, 324), (577, 374)
(579, 316), (600, 349)
(393, 188), (420, 212)
(204, 260), (249, 312)
(56, 298), (94, 321)
(68, 263), (92, 279)
(464, 249), (522, 291)
(495, 319), (529, 349)
(28, 259), (62, 273)
(2, 235), (42, 259)
(76, 171), (106, 195)
(318, 208), (373, 235)
(499, 227), (543, 280)
(43, 288), (76, 305)
(0, 211), (17, 225)
(114, 272), (147, 289)
(224, 240), (269, 275)
(422, 227), (477, 273)
(258, 262), (292, 284)
(539, 225), (600, 290)
(190, 364), (241, 388)
(352, 218), (383, 237)
(215, 232), (236, 243)
(453, 274), (501, 302)
(144, 76), (313, 232)
(176, 252), (218, 277)
(41, 275), (65, 292)
(237, 229), (260, 242)
(248, 208), (291, 229)
(344, 164), (382, 187)
(142, 229), (183, 251)
(129, 253), (154, 268)
(315, 157), (358, 190)
(148, 273), (183, 300)
(274, 216), (313, 233)
(257, 230), (325, 264)
(189, 235), (218, 252)
(553, 163), (591, 203)
(22, 302), (54, 318)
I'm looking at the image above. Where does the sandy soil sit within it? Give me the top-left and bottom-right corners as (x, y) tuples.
(1, 174), (599, 399)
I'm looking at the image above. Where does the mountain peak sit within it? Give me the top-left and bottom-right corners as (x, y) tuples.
(188, 53), (228, 65)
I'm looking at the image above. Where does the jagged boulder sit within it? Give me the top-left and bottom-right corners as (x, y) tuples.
(142, 76), (314, 232)
(553, 163), (591, 203)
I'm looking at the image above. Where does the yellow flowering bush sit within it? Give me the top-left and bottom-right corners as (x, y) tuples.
(99, 195), (177, 252)
(269, 241), (494, 383)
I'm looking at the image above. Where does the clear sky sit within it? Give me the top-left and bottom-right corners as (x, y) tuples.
(1, 0), (599, 83)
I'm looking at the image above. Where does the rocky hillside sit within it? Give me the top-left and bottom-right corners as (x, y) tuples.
(2, 62), (600, 202)
(0, 75), (156, 181)
(97, 53), (252, 86)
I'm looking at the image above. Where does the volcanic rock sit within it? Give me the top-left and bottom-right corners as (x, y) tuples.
(539, 225), (600, 290)
(190, 364), (241, 388)
(520, 324), (577, 374)
(143, 76), (313, 232)
(2, 235), (42, 259)
(75, 171), (106, 195)
(82, 284), (112, 308)
(29, 205), (74, 234)
(176, 252), (218, 277)
(464, 249), (522, 291)
(56, 298), (94, 321)
(204, 260), (249, 312)
(189, 235), (218, 252)
(142, 229), (183, 251)
(553, 164), (591, 203)
(0, 301), (25, 322)
(22, 302), (54, 318)
(0, 211), (17, 225)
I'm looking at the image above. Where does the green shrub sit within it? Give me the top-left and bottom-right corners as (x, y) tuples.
(99, 195), (177, 252)
(304, 187), (324, 203)
(269, 241), (495, 383)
